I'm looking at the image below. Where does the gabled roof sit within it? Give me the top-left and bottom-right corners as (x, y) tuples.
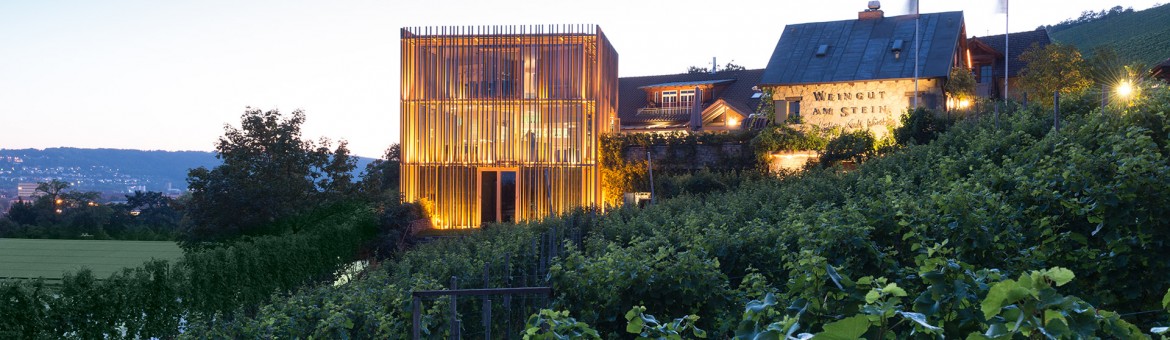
(618, 69), (764, 128)
(1154, 57), (1170, 81)
(761, 11), (965, 85)
(970, 28), (1052, 78)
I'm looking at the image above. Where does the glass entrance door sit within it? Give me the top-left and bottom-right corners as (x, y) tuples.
(480, 169), (517, 225)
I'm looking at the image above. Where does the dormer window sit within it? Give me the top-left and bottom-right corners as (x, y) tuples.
(661, 90), (678, 106)
(680, 89), (696, 105)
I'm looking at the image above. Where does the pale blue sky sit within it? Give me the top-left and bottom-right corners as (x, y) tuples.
(1, 0), (1162, 158)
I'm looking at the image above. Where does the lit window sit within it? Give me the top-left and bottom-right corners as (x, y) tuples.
(661, 90), (678, 106)
(751, 92), (763, 99)
(680, 90), (696, 105)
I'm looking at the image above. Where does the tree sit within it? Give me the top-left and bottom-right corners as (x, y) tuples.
(183, 108), (358, 245)
(357, 144), (402, 203)
(687, 60), (748, 74)
(944, 66), (976, 107)
(1018, 42), (1093, 108)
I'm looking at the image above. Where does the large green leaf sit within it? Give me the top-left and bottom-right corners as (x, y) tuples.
(1044, 267), (1075, 287)
(981, 280), (1032, 319)
(812, 316), (869, 340)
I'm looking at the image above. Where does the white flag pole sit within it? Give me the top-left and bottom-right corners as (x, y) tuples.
(1004, 0), (1010, 103)
(914, 0), (920, 108)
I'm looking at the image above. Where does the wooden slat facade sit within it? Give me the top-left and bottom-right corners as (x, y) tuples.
(401, 25), (618, 229)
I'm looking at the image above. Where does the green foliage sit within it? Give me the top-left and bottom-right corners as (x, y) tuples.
(358, 143), (402, 203)
(624, 305), (707, 339)
(0, 185), (177, 240)
(973, 268), (1146, 339)
(820, 130), (875, 166)
(600, 134), (649, 206)
(184, 107), (359, 246)
(687, 61), (747, 74)
(1018, 42), (1094, 108)
(523, 309), (601, 340)
(0, 204), (380, 339)
(550, 240), (731, 335)
(750, 125), (831, 165)
(945, 66), (977, 103)
(168, 85), (1170, 338)
(894, 107), (951, 146)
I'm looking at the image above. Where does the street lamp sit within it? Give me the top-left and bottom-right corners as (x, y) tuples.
(1116, 80), (1134, 100)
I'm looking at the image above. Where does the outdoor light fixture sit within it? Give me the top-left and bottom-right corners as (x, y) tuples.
(1116, 80), (1134, 99)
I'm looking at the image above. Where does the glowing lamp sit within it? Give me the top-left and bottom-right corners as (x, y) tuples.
(1116, 80), (1134, 99)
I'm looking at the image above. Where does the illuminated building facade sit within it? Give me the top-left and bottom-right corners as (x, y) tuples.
(400, 25), (618, 229)
(760, 4), (968, 138)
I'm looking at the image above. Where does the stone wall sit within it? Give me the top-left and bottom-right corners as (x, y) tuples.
(769, 78), (945, 139)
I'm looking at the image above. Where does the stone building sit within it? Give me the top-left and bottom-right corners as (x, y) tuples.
(759, 3), (969, 138)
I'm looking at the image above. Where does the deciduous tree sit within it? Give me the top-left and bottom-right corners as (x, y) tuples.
(183, 108), (358, 245)
(1018, 42), (1093, 107)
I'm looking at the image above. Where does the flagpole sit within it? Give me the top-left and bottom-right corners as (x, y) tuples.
(1004, 0), (1009, 104)
(905, 0), (922, 108)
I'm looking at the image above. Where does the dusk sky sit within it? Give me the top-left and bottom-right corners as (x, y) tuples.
(1, 0), (1162, 158)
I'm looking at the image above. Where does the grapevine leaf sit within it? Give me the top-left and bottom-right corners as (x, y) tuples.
(981, 279), (1030, 319)
(883, 283), (907, 297)
(1045, 267), (1075, 286)
(812, 315), (869, 340)
(1162, 288), (1170, 310)
(626, 314), (644, 334)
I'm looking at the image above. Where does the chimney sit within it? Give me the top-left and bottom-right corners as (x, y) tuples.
(859, 0), (884, 20)
(711, 57), (717, 75)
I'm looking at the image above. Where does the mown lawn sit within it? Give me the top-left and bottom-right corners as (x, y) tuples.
(0, 238), (182, 280)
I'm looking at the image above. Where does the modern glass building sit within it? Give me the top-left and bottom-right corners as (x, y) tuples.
(400, 25), (618, 229)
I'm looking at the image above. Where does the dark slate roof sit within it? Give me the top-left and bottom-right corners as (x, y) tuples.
(761, 11), (965, 85)
(638, 79), (736, 89)
(1154, 58), (1170, 81)
(970, 28), (1052, 78)
(618, 69), (764, 127)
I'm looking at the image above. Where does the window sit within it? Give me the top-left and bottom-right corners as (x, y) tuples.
(816, 44), (829, 57)
(751, 92), (763, 99)
(979, 65), (992, 84)
(680, 89), (696, 106)
(789, 101), (801, 119)
(661, 90), (678, 106)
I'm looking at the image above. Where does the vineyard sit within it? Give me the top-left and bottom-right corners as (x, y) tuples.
(173, 86), (1170, 338)
(4, 86), (1170, 338)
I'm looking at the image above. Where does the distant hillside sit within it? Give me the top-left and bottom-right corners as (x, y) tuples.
(0, 148), (375, 195)
(1047, 3), (1170, 66)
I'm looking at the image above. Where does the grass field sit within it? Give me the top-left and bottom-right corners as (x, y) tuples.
(0, 238), (182, 280)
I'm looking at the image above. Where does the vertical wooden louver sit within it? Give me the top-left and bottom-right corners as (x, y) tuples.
(401, 25), (619, 229)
